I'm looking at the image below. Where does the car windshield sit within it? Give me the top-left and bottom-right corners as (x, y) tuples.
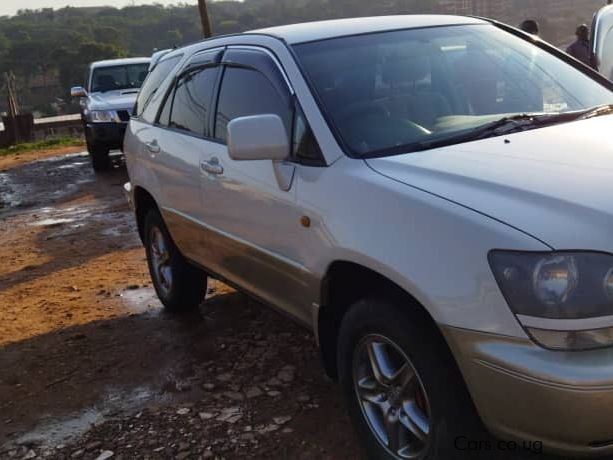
(91, 63), (149, 93)
(294, 24), (613, 157)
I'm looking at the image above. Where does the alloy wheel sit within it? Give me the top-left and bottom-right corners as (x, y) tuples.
(149, 226), (173, 297)
(353, 334), (432, 459)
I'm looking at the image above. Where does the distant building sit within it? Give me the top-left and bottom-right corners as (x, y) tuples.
(472, 0), (508, 19)
(435, 0), (605, 46)
(436, 0), (507, 18)
(437, 0), (472, 15)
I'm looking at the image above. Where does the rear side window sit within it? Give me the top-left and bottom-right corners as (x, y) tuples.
(164, 67), (218, 136)
(214, 67), (292, 143)
(137, 55), (182, 120)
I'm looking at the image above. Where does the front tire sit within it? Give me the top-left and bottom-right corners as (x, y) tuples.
(144, 208), (207, 312)
(337, 299), (481, 460)
(90, 144), (111, 173)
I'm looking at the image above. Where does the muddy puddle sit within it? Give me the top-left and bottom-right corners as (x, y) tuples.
(15, 385), (156, 450)
(0, 151), (126, 214)
(0, 150), (365, 460)
(0, 153), (92, 212)
(118, 287), (163, 316)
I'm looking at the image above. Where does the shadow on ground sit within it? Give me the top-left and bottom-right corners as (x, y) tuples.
(0, 287), (358, 459)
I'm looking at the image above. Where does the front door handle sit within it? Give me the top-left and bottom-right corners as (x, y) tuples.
(201, 157), (224, 175)
(145, 140), (160, 154)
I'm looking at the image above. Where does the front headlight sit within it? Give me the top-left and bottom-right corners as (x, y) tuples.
(89, 110), (119, 123)
(489, 251), (613, 350)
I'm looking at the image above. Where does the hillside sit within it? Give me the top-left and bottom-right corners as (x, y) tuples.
(0, 0), (606, 116)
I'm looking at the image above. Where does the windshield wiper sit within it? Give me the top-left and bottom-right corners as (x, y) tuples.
(407, 113), (565, 151)
(465, 112), (580, 141)
(366, 108), (612, 158)
(576, 103), (613, 120)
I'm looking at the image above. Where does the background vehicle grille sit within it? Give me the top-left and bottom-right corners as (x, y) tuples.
(117, 110), (131, 122)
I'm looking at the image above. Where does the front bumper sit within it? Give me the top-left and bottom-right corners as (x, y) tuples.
(443, 326), (613, 457)
(86, 122), (127, 150)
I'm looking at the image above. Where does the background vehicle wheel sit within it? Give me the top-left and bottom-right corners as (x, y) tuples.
(86, 137), (94, 155)
(144, 208), (207, 312)
(90, 144), (111, 173)
(337, 299), (481, 460)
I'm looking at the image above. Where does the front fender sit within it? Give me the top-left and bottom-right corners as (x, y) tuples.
(296, 157), (549, 339)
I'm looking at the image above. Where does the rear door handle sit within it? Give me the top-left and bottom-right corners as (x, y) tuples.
(145, 140), (160, 154)
(201, 157), (224, 175)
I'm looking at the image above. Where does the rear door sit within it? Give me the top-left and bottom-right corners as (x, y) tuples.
(592, 4), (613, 79)
(147, 49), (222, 260)
(198, 47), (317, 324)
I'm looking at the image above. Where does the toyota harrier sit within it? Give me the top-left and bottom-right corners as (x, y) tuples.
(124, 16), (613, 459)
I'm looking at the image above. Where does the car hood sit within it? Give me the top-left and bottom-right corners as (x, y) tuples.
(366, 116), (613, 251)
(88, 90), (139, 111)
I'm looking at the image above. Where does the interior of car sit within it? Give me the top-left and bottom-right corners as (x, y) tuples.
(91, 64), (150, 93)
(296, 25), (586, 155)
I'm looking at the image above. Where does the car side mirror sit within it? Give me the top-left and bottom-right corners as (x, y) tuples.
(71, 86), (87, 98)
(228, 114), (289, 161)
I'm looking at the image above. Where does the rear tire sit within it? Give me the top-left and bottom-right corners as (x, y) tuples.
(337, 298), (482, 460)
(144, 208), (207, 312)
(90, 144), (111, 173)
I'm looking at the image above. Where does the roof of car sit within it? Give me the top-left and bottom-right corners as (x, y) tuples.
(90, 57), (151, 69)
(250, 15), (488, 44)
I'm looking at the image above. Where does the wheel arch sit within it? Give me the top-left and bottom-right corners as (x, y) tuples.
(317, 260), (455, 381)
(133, 186), (161, 243)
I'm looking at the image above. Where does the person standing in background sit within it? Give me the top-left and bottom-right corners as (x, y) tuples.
(520, 19), (540, 36)
(567, 24), (593, 67)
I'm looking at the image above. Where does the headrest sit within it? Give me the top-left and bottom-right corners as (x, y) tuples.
(382, 53), (430, 85)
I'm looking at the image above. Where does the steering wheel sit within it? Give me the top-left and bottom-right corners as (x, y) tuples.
(338, 101), (390, 123)
(337, 101), (431, 152)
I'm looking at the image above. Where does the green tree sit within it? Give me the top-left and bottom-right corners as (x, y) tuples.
(54, 42), (128, 95)
(164, 29), (183, 48)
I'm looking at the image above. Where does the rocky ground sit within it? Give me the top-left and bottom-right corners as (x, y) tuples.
(0, 150), (574, 460)
(0, 151), (358, 460)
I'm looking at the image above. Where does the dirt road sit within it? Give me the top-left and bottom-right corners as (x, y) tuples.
(0, 151), (358, 459)
(0, 151), (568, 460)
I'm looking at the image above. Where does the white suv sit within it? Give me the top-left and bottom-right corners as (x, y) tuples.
(71, 57), (150, 172)
(124, 16), (613, 459)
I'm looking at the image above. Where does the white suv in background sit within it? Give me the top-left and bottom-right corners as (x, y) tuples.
(71, 57), (150, 172)
(124, 16), (613, 459)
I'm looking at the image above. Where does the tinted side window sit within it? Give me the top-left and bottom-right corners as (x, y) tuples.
(136, 55), (182, 118)
(167, 67), (218, 136)
(214, 67), (291, 143)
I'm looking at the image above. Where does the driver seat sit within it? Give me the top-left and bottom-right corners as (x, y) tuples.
(95, 75), (118, 92)
(381, 55), (451, 129)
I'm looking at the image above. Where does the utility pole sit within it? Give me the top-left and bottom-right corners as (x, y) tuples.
(2, 71), (33, 146)
(5, 72), (20, 118)
(198, 0), (213, 38)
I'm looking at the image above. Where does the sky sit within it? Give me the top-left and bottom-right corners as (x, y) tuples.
(0, 0), (193, 17)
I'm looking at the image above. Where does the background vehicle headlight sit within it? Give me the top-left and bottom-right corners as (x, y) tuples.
(489, 251), (613, 350)
(89, 110), (119, 123)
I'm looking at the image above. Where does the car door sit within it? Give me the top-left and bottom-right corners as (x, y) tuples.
(592, 4), (613, 79)
(148, 49), (222, 260)
(198, 47), (317, 325)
